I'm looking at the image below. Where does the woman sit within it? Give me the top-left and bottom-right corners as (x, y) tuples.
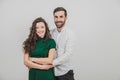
(23, 17), (56, 80)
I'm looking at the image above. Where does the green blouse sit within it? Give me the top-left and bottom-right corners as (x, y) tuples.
(29, 38), (56, 80)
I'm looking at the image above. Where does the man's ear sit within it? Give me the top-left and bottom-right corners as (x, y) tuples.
(65, 16), (67, 20)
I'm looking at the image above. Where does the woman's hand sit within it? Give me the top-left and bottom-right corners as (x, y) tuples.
(30, 57), (36, 62)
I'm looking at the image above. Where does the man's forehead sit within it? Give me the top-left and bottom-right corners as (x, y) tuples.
(54, 11), (65, 15)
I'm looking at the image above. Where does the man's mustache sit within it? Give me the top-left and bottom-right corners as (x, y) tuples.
(56, 21), (63, 23)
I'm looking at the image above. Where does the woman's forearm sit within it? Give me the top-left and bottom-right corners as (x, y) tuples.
(31, 49), (55, 65)
(24, 59), (53, 70)
(24, 59), (43, 69)
(24, 52), (50, 70)
(31, 58), (52, 65)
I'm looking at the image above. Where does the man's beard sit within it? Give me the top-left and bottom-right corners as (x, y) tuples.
(55, 21), (65, 28)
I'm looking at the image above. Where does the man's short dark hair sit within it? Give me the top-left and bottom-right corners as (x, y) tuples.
(53, 7), (67, 17)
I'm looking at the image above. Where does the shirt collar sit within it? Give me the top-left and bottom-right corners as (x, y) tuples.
(57, 25), (67, 33)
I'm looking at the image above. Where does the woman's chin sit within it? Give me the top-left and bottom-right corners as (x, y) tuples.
(38, 35), (44, 38)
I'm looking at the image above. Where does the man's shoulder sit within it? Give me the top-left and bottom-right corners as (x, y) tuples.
(50, 28), (57, 33)
(66, 27), (75, 35)
(50, 28), (57, 35)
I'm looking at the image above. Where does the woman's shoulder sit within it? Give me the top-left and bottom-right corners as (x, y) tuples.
(47, 38), (56, 48)
(47, 38), (55, 43)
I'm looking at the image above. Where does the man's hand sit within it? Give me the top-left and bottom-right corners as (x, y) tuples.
(40, 65), (53, 70)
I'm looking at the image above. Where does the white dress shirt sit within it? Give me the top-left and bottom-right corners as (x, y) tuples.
(51, 26), (75, 76)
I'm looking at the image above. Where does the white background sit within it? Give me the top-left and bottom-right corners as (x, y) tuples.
(0, 0), (120, 80)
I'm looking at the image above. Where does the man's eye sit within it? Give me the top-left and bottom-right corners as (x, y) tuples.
(60, 16), (63, 18)
(55, 16), (58, 18)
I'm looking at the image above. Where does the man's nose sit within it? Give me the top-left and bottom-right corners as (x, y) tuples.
(56, 18), (61, 21)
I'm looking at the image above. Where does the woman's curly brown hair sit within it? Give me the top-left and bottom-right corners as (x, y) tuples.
(23, 17), (51, 53)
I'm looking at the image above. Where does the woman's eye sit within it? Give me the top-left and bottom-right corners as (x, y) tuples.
(36, 26), (39, 29)
(41, 26), (44, 28)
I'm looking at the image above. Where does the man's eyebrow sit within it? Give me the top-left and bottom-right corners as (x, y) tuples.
(54, 16), (58, 17)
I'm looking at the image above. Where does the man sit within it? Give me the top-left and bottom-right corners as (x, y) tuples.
(51, 7), (75, 80)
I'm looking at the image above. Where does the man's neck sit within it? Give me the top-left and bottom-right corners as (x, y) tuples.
(57, 28), (62, 32)
(57, 25), (65, 32)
